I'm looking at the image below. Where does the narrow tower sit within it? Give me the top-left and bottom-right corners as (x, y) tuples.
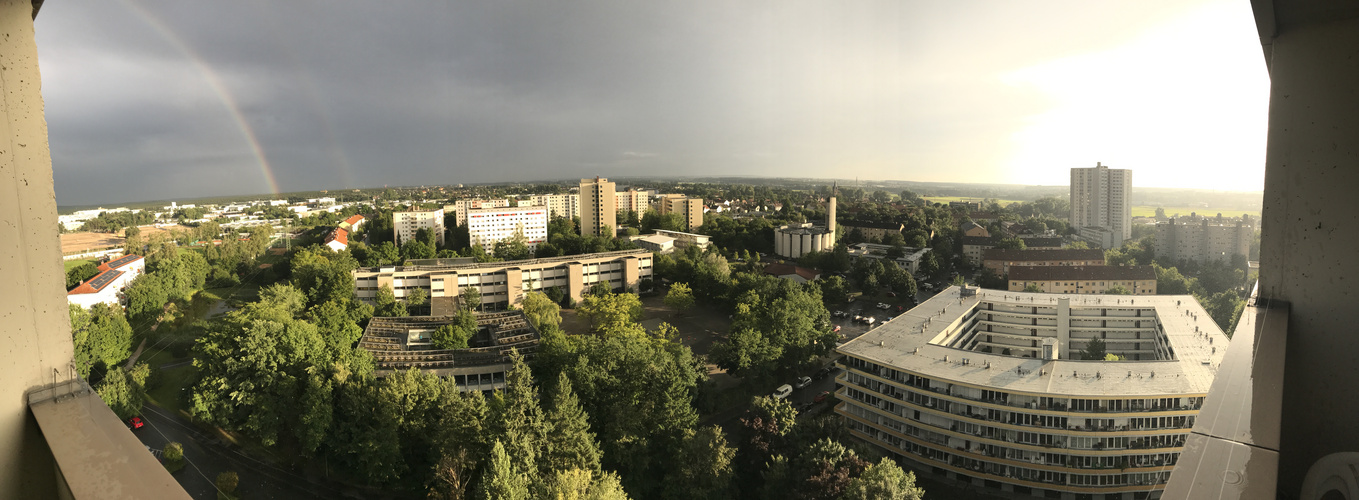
(828, 182), (838, 236)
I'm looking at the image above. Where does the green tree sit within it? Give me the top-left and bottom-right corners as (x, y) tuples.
(216, 471), (239, 500)
(841, 458), (925, 500)
(578, 292), (645, 337)
(374, 284), (409, 317)
(1023, 283), (1044, 293)
(163, 442), (184, 463)
(489, 351), (546, 486)
(1081, 338), (1107, 360)
(664, 283), (696, 316)
(96, 363), (150, 420)
(1107, 285), (1133, 295)
(123, 273), (169, 326)
(70, 303), (134, 378)
(433, 311), (478, 350)
(402, 239), (436, 260)
(493, 228), (535, 261)
(461, 286), (481, 312)
(65, 262), (100, 289)
(662, 426), (736, 500)
(542, 373), (603, 476)
(1201, 290), (1246, 336)
(817, 275), (851, 307)
(521, 290), (563, 333)
(993, 237), (1026, 250)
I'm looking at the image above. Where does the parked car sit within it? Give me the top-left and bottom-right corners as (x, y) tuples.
(127, 416), (144, 430)
(814, 391), (831, 403)
(816, 366), (836, 379)
(864, 317), (877, 326)
(885, 291), (897, 297)
(773, 384), (793, 399)
(852, 314), (863, 323)
(832, 310), (846, 318)
(796, 401), (814, 413)
(795, 376), (813, 389)
(876, 303), (891, 310)
(832, 325), (842, 333)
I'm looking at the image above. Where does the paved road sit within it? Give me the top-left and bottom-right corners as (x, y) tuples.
(134, 404), (349, 500)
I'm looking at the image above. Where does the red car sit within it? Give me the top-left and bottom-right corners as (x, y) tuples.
(814, 391), (831, 403)
(127, 416), (144, 430)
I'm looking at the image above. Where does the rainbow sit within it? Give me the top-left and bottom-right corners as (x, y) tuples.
(122, 0), (280, 195)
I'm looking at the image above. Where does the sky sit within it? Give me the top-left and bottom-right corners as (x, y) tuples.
(34, 0), (1270, 206)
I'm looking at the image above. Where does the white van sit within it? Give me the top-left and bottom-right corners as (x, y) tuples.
(773, 384), (793, 399)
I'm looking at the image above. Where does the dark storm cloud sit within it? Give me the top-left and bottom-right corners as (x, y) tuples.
(35, 1), (1230, 205)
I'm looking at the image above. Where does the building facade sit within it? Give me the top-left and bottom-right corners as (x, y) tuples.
(962, 236), (1064, 266)
(466, 206), (549, 254)
(448, 199), (511, 226)
(1070, 163), (1132, 248)
(526, 193), (580, 221)
(656, 194), (704, 231)
(837, 287), (1227, 499)
(653, 229), (711, 251)
(358, 311), (540, 392)
(353, 249), (653, 314)
(841, 219), (905, 242)
(846, 243), (932, 275)
(614, 189), (649, 216)
(580, 177), (617, 237)
(1008, 266), (1157, 294)
(1154, 215), (1254, 264)
(394, 208), (446, 247)
(983, 248), (1107, 275)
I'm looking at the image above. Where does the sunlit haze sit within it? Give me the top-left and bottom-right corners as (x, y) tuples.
(35, 0), (1269, 205)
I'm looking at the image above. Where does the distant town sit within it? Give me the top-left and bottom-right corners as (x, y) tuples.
(58, 167), (1258, 499)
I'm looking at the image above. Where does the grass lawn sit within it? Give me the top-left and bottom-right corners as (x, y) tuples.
(63, 258), (95, 271)
(1132, 206), (1260, 218)
(921, 196), (1025, 206)
(145, 363), (196, 418)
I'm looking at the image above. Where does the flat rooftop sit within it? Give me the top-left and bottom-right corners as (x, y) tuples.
(838, 286), (1230, 397)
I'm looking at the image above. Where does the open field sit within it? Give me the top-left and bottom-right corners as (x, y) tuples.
(1132, 206), (1260, 218)
(63, 258), (95, 271)
(921, 196), (1025, 206)
(59, 232), (122, 253)
(136, 223), (192, 238)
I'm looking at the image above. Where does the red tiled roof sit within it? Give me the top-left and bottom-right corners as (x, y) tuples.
(96, 254), (143, 272)
(763, 263), (819, 281)
(325, 227), (349, 246)
(342, 214), (365, 227)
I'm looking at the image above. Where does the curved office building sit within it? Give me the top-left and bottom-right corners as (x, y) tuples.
(835, 286), (1228, 499)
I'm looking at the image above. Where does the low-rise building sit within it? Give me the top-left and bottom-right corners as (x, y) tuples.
(982, 248), (1106, 275)
(1008, 265), (1157, 294)
(358, 311), (540, 392)
(340, 214), (365, 232)
(1078, 226), (1118, 249)
(763, 263), (820, 283)
(960, 221), (990, 238)
(67, 254), (144, 308)
(840, 219), (905, 242)
(653, 229), (711, 251)
(324, 228), (349, 252)
(633, 234), (675, 254)
(394, 208), (446, 247)
(846, 243), (932, 274)
(837, 287), (1226, 499)
(775, 223), (836, 259)
(466, 206), (548, 254)
(962, 236), (1064, 266)
(353, 249), (653, 314)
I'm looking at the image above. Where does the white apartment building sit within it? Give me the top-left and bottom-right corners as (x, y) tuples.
(394, 208), (446, 247)
(526, 193), (580, 221)
(580, 177), (617, 237)
(466, 206), (549, 254)
(353, 249), (653, 314)
(838, 287), (1228, 499)
(66, 254), (145, 309)
(1070, 163), (1132, 248)
(448, 199), (511, 226)
(1154, 215), (1254, 264)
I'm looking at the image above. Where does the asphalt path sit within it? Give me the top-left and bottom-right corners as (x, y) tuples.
(134, 404), (351, 500)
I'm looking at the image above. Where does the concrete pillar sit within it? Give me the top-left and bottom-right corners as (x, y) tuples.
(623, 256), (640, 292)
(566, 262), (584, 304)
(1057, 298), (1071, 360)
(503, 268), (522, 308)
(0, 1), (69, 495)
(1256, 14), (1359, 493)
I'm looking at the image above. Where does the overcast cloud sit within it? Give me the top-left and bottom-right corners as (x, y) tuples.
(35, 0), (1268, 205)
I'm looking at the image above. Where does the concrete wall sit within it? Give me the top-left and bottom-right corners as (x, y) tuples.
(0, 1), (71, 495)
(1256, 13), (1359, 494)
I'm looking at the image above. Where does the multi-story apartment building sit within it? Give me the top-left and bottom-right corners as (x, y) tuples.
(983, 248), (1107, 275)
(837, 287), (1227, 499)
(448, 199), (511, 226)
(1008, 266), (1157, 294)
(962, 236), (1064, 266)
(1070, 163), (1132, 248)
(466, 206), (549, 254)
(1154, 215), (1254, 264)
(526, 193), (580, 221)
(614, 189), (649, 217)
(394, 208), (446, 247)
(353, 249), (652, 314)
(841, 219), (905, 242)
(580, 177), (617, 237)
(358, 311), (541, 392)
(655, 194), (704, 231)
